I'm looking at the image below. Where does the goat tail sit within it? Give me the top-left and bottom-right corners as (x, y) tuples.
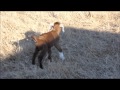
(31, 35), (37, 43)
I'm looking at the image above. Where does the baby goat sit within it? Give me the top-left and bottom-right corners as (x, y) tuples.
(32, 22), (65, 69)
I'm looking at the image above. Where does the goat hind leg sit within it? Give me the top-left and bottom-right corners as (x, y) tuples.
(38, 55), (44, 69)
(38, 49), (47, 69)
(32, 47), (39, 65)
(48, 48), (52, 62)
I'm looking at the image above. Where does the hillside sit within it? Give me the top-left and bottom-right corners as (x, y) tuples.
(0, 11), (120, 78)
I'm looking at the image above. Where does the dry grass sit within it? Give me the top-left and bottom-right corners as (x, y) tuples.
(0, 11), (120, 79)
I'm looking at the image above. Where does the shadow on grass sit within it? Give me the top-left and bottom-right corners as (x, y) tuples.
(0, 27), (120, 79)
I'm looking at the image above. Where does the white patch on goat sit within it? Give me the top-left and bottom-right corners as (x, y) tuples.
(60, 24), (65, 33)
(49, 23), (54, 31)
(59, 52), (65, 60)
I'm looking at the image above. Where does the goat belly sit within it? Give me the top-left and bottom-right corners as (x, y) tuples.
(37, 43), (47, 50)
(35, 40), (45, 47)
(48, 42), (54, 47)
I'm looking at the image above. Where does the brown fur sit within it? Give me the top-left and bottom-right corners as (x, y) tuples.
(32, 22), (63, 69)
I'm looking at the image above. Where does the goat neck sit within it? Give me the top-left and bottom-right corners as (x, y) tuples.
(53, 25), (62, 35)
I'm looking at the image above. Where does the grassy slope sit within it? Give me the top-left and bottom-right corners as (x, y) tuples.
(0, 11), (120, 79)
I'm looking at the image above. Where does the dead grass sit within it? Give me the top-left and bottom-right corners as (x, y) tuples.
(0, 11), (120, 79)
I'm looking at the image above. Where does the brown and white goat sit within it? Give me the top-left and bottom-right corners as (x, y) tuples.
(31, 22), (65, 69)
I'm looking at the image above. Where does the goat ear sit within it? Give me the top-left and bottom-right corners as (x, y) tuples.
(60, 24), (65, 33)
(49, 23), (54, 31)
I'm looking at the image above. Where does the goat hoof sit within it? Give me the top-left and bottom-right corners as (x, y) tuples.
(48, 56), (51, 59)
(32, 62), (35, 65)
(40, 67), (43, 69)
(48, 57), (52, 62)
(40, 66), (43, 69)
(50, 59), (52, 62)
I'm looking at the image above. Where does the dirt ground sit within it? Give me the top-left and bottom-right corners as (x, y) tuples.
(0, 11), (120, 79)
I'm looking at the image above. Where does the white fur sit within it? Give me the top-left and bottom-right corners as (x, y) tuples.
(49, 23), (54, 31)
(59, 52), (65, 60)
(60, 24), (65, 33)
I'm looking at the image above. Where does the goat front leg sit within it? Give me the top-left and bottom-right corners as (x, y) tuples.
(54, 43), (65, 60)
(32, 47), (39, 65)
(48, 48), (52, 62)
